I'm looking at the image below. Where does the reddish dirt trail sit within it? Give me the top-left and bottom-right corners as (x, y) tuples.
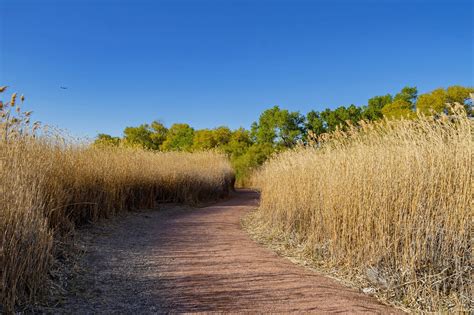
(57, 189), (402, 313)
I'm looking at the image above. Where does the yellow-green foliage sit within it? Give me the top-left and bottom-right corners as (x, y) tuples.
(0, 88), (234, 313)
(381, 99), (416, 119)
(416, 86), (474, 115)
(251, 106), (472, 312)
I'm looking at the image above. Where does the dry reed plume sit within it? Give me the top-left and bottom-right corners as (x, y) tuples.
(250, 106), (472, 312)
(0, 87), (234, 313)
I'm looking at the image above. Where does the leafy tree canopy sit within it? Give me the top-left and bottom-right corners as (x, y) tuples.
(221, 128), (253, 157)
(93, 133), (121, 147)
(161, 123), (194, 151)
(394, 86), (418, 104)
(362, 94), (393, 120)
(251, 106), (305, 147)
(381, 99), (416, 119)
(94, 84), (472, 184)
(417, 86), (474, 115)
(123, 124), (161, 150)
(192, 126), (233, 151)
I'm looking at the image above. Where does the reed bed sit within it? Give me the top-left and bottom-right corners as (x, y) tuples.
(0, 89), (234, 312)
(250, 107), (472, 312)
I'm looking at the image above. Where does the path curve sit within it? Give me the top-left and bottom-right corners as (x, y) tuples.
(57, 189), (401, 313)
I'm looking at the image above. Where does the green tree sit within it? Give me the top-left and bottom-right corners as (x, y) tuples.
(213, 126), (232, 145)
(381, 99), (416, 119)
(379, 86), (417, 120)
(161, 123), (194, 151)
(231, 143), (274, 185)
(394, 86), (418, 104)
(319, 105), (362, 132)
(93, 133), (121, 147)
(280, 110), (305, 146)
(222, 127), (253, 157)
(123, 124), (160, 150)
(250, 107), (280, 144)
(251, 106), (304, 147)
(192, 129), (216, 150)
(416, 88), (447, 115)
(416, 86), (473, 115)
(150, 121), (168, 147)
(319, 108), (338, 132)
(363, 94), (393, 120)
(192, 126), (232, 151)
(446, 86), (474, 105)
(305, 110), (326, 137)
(346, 104), (363, 125)
(120, 121), (168, 150)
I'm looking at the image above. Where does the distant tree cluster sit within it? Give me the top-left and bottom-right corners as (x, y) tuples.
(94, 85), (473, 184)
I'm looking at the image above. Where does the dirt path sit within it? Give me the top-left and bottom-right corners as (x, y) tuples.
(53, 189), (401, 313)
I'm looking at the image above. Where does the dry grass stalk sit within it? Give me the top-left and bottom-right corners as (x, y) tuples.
(0, 88), (234, 313)
(251, 105), (472, 312)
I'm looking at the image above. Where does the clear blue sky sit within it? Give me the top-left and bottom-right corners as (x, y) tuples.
(1, 0), (472, 138)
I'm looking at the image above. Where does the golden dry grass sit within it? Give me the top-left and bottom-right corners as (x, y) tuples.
(250, 107), (472, 312)
(0, 88), (234, 313)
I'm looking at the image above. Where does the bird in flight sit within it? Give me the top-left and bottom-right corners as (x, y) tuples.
(60, 86), (68, 90)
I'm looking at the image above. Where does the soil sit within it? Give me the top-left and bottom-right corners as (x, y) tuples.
(43, 189), (402, 314)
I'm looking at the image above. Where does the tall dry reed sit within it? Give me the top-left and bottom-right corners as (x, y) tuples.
(0, 88), (234, 313)
(250, 106), (472, 312)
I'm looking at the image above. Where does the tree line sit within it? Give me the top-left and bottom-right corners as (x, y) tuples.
(94, 85), (473, 184)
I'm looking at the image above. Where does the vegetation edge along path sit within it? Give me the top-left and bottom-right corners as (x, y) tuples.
(40, 190), (402, 313)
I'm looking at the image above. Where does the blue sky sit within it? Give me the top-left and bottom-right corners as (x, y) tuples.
(1, 0), (472, 138)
